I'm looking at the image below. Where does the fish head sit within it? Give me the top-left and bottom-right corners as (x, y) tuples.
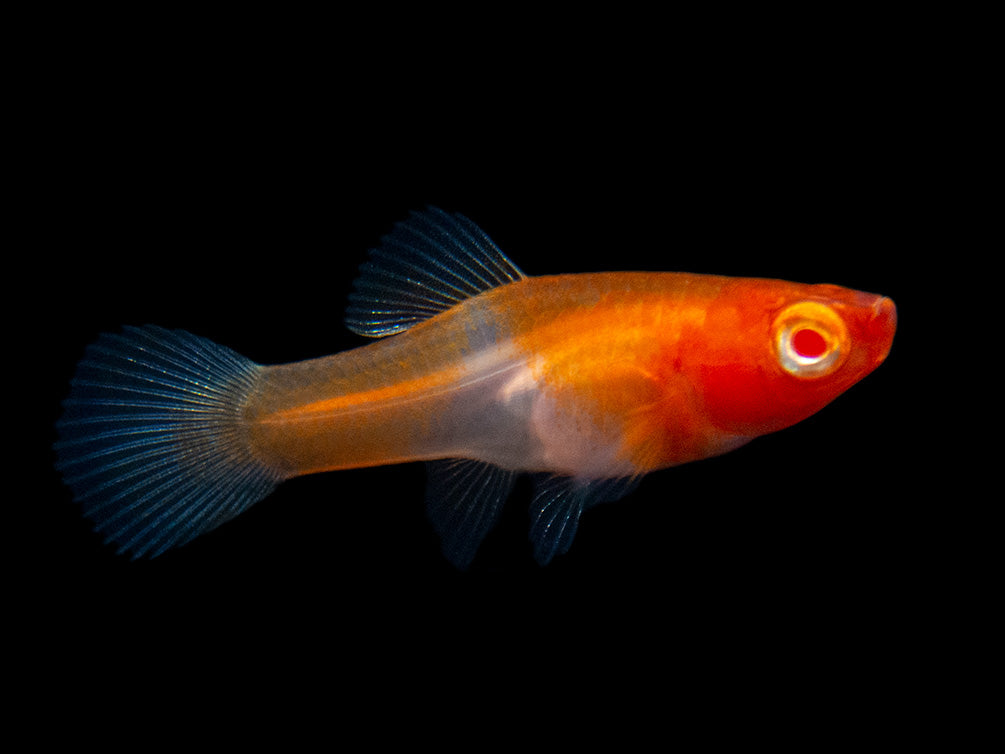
(696, 279), (897, 437)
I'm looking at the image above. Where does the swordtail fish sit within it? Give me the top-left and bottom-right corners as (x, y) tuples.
(55, 208), (897, 567)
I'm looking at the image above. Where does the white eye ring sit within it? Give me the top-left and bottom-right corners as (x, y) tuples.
(776, 324), (839, 376)
(773, 303), (847, 379)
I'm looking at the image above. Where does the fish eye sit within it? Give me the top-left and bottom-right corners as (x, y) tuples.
(773, 302), (847, 378)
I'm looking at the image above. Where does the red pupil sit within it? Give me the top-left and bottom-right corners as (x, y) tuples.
(792, 328), (827, 358)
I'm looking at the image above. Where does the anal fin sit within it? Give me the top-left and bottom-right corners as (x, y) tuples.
(425, 459), (517, 569)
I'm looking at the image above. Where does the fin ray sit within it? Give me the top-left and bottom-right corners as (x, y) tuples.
(345, 207), (525, 338)
(425, 459), (517, 569)
(529, 475), (641, 565)
(55, 326), (283, 558)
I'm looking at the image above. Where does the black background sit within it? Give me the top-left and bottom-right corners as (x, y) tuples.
(17, 14), (962, 736)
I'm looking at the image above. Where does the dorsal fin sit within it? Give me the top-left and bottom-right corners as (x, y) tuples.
(345, 207), (526, 338)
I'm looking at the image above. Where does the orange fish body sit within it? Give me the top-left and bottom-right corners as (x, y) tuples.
(55, 209), (896, 566)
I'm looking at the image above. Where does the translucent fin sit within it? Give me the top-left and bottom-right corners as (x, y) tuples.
(345, 207), (526, 338)
(529, 475), (641, 565)
(54, 326), (283, 558)
(425, 459), (517, 569)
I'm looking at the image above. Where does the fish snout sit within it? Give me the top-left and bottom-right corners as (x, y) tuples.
(865, 295), (897, 365)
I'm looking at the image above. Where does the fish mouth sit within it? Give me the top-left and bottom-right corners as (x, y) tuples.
(866, 296), (897, 364)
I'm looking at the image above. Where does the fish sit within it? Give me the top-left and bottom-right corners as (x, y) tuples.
(54, 208), (897, 568)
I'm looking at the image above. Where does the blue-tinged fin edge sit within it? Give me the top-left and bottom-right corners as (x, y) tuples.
(345, 207), (526, 338)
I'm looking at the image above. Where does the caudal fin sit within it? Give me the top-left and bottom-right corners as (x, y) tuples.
(55, 325), (282, 558)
